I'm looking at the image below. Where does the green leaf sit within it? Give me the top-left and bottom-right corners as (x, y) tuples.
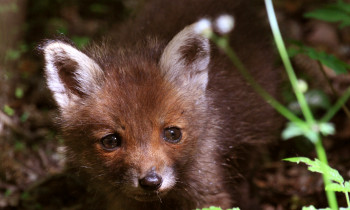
(90, 3), (109, 14)
(302, 206), (317, 210)
(287, 44), (350, 75)
(15, 87), (24, 99)
(71, 36), (90, 49)
(281, 122), (319, 143)
(325, 183), (349, 192)
(319, 122), (335, 136)
(284, 157), (344, 183)
(0, 2), (18, 14)
(344, 181), (350, 191)
(308, 159), (344, 183)
(287, 47), (301, 57)
(304, 8), (350, 23)
(197, 207), (222, 210)
(20, 192), (30, 200)
(302, 206), (331, 210)
(196, 207), (240, 210)
(5, 189), (12, 197)
(5, 49), (21, 61)
(318, 52), (350, 75)
(282, 122), (304, 140)
(304, 130), (319, 143)
(340, 19), (350, 28)
(304, 1), (350, 28)
(3, 105), (15, 116)
(15, 141), (25, 151)
(20, 112), (29, 122)
(284, 157), (314, 165)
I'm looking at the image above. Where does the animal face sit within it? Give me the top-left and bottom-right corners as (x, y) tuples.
(43, 23), (211, 201)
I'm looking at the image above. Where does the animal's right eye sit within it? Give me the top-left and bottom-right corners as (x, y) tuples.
(100, 134), (122, 151)
(163, 127), (182, 144)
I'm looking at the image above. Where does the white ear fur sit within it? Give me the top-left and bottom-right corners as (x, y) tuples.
(160, 23), (210, 92)
(43, 41), (104, 108)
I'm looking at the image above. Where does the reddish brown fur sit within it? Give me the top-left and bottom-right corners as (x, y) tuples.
(59, 48), (224, 208)
(43, 0), (282, 209)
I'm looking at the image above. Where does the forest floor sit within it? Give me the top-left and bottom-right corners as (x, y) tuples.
(1, 0), (350, 209)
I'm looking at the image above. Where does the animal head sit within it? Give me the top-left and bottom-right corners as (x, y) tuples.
(43, 23), (212, 201)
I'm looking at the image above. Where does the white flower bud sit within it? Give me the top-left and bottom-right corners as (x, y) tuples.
(297, 79), (308, 93)
(215, 15), (235, 34)
(194, 18), (213, 38)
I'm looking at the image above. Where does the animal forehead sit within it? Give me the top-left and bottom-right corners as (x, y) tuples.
(100, 70), (179, 114)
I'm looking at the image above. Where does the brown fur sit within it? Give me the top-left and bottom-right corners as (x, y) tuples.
(43, 0), (282, 209)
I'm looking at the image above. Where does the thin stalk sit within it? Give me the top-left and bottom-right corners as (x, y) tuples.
(210, 35), (304, 124)
(321, 87), (350, 123)
(317, 61), (350, 119)
(265, 0), (315, 125)
(265, 0), (338, 209)
(344, 187), (350, 207)
(315, 137), (339, 210)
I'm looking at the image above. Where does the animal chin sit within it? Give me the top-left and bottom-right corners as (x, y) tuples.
(131, 191), (166, 202)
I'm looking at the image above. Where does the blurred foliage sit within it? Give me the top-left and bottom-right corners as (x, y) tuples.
(288, 89), (332, 115)
(0, 2), (18, 14)
(71, 36), (90, 49)
(3, 105), (15, 116)
(15, 87), (24, 99)
(25, 0), (127, 46)
(304, 0), (350, 28)
(5, 43), (28, 61)
(288, 42), (350, 75)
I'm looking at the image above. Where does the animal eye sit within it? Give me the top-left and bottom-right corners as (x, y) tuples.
(163, 127), (182, 143)
(100, 134), (122, 150)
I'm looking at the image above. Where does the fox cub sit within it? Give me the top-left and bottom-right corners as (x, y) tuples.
(42, 0), (281, 209)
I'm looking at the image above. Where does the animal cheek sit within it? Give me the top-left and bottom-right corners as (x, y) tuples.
(158, 166), (176, 191)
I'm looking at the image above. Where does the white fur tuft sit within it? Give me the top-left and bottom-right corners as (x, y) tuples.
(159, 166), (176, 191)
(160, 23), (210, 92)
(43, 41), (104, 108)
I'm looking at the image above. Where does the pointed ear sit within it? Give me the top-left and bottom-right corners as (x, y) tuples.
(42, 41), (104, 108)
(159, 23), (210, 92)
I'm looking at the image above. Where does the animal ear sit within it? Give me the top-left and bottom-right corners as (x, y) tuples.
(42, 41), (104, 109)
(159, 23), (210, 92)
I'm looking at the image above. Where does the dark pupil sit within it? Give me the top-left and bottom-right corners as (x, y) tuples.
(101, 134), (120, 149)
(164, 127), (181, 143)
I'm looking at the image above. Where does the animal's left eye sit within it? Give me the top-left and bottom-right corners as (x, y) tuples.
(163, 127), (182, 143)
(100, 134), (122, 151)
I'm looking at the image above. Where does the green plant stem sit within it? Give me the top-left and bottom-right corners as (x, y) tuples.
(314, 136), (338, 210)
(317, 61), (350, 119)
(344, 187), (350, 207)
(321, 87), (350, 123)
(210, 35), (303, 124)
(265, 0), (315, 126)
(265, 0), (338, 209)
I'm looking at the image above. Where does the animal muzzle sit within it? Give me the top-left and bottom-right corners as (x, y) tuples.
(139, 171), (163, 191)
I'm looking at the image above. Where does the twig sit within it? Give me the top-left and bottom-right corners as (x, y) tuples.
(317, 61), (350, 119)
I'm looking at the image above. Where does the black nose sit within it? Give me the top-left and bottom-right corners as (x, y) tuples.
(139, 172), (162, 191)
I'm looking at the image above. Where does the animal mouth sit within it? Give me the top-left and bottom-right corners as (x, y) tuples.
(132, 191), (166, 202)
